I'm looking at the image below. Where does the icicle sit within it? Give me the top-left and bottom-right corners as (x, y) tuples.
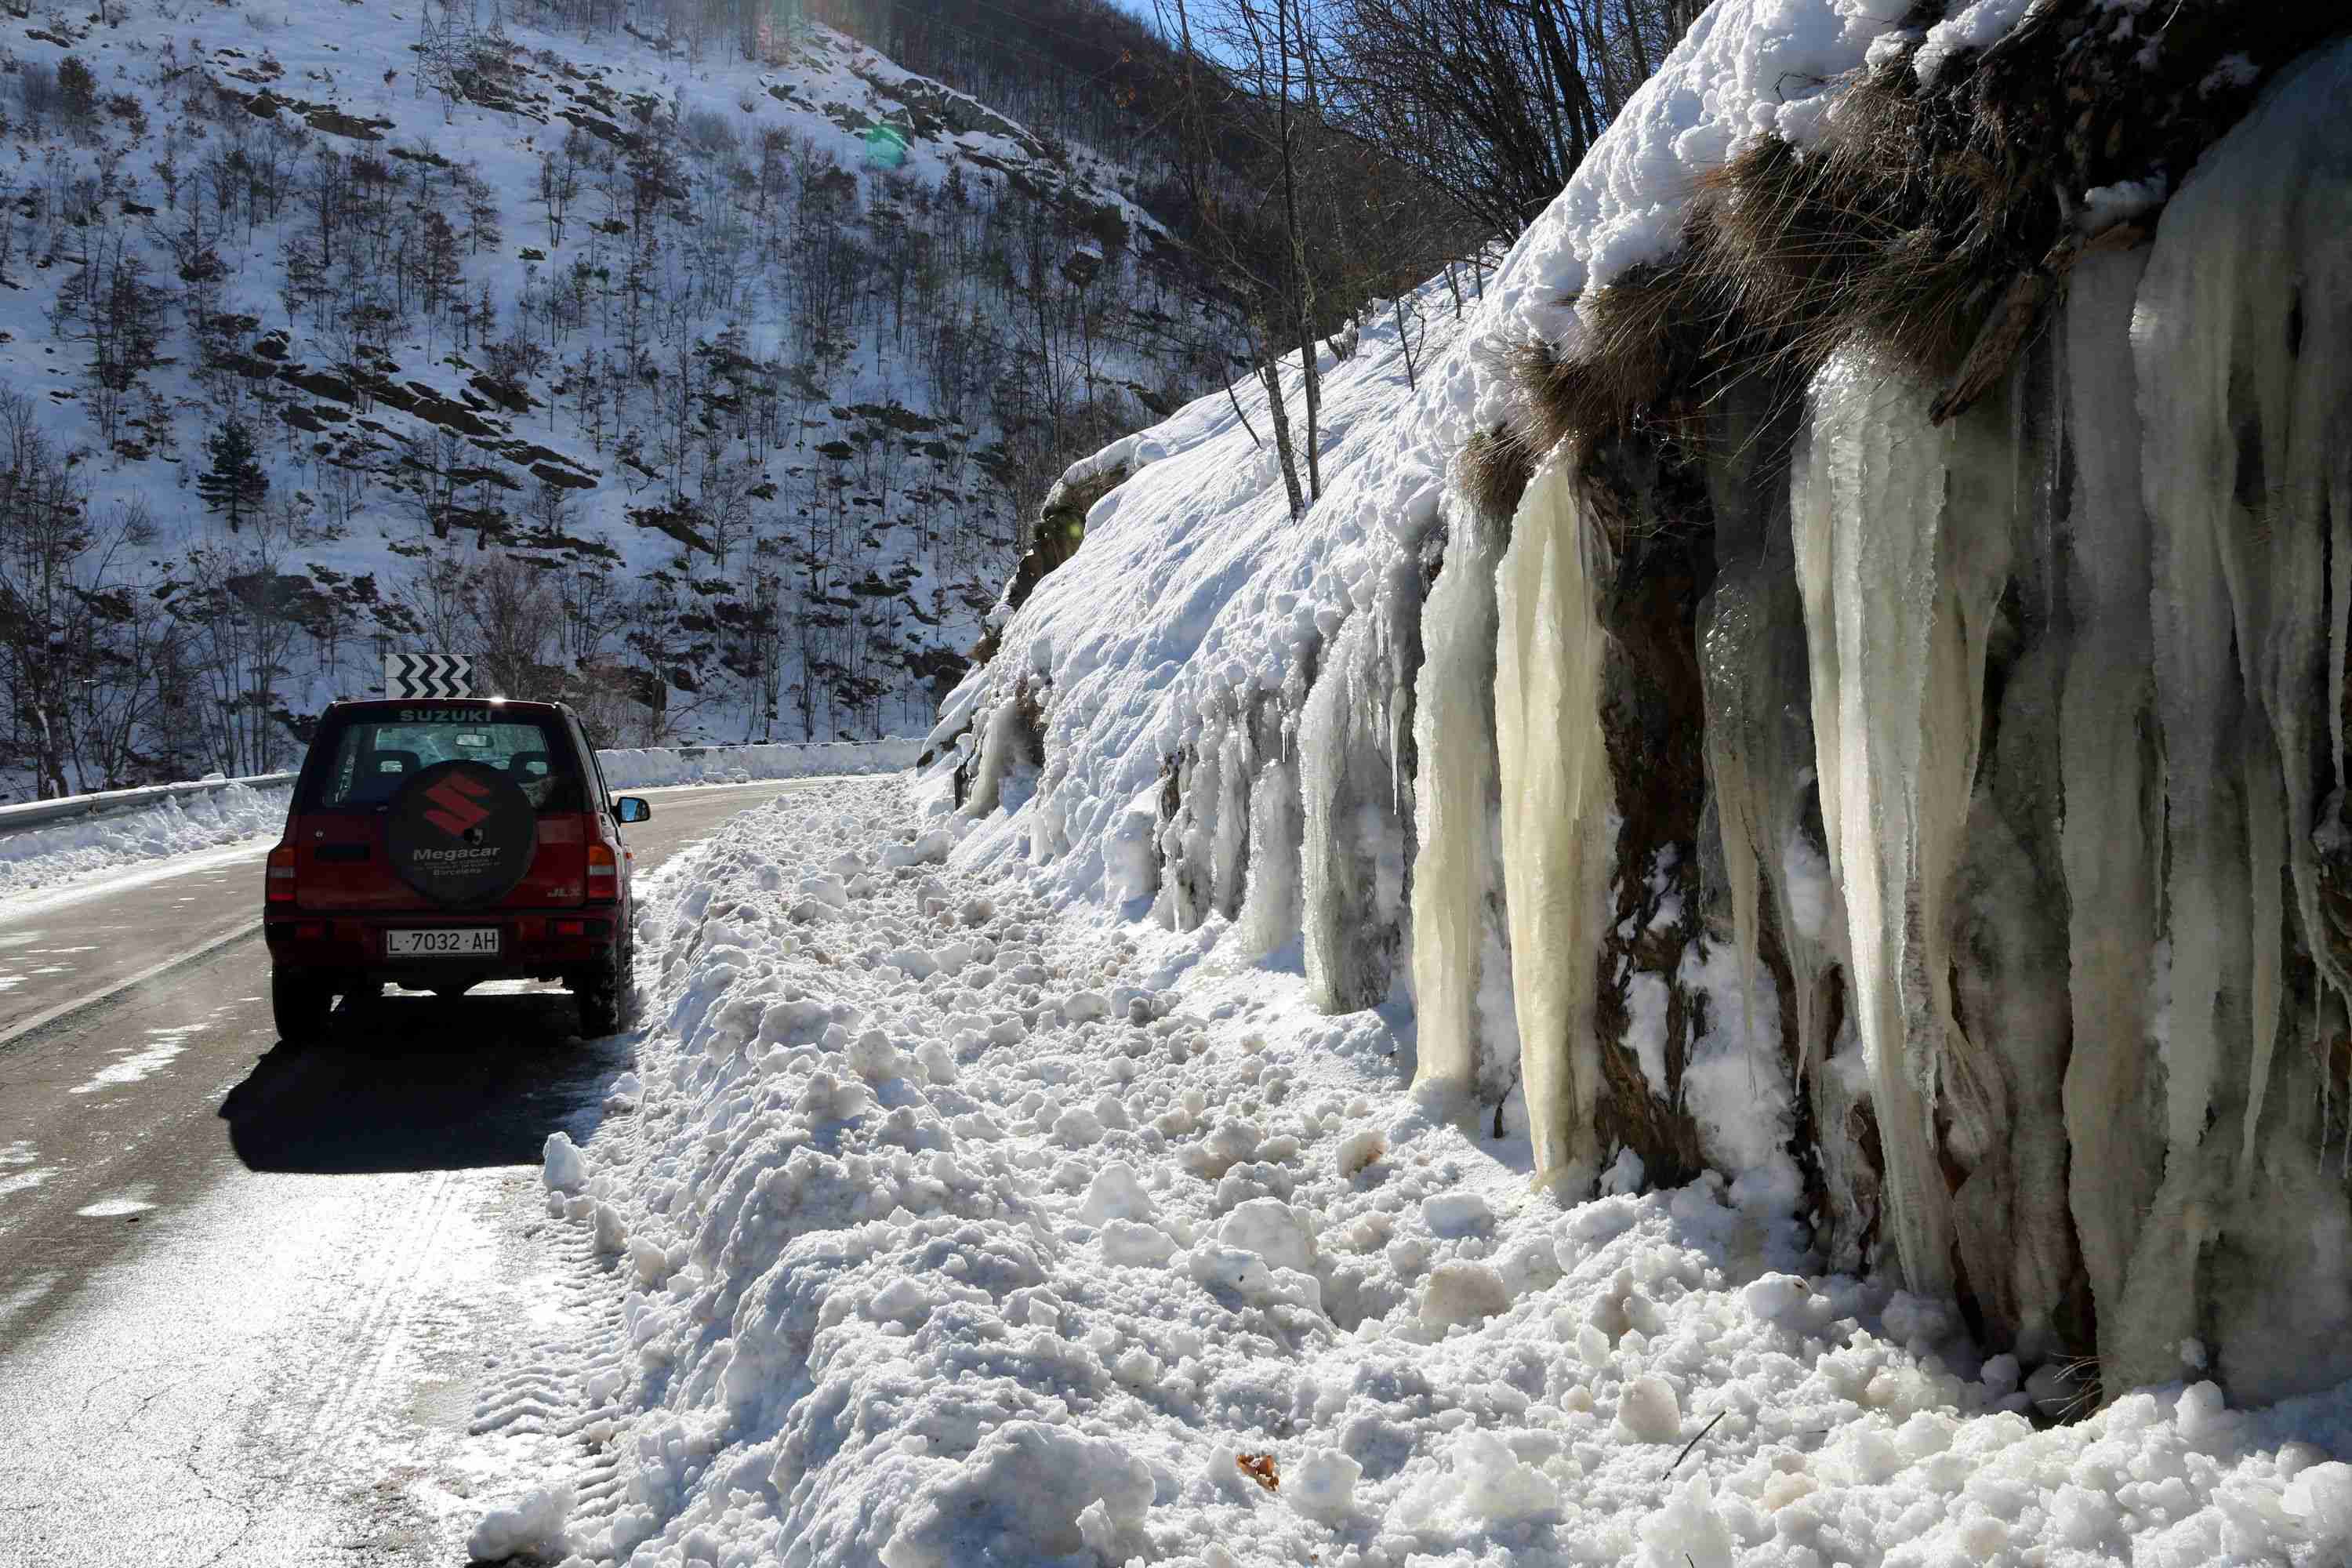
(2056, 247), (2165, 1345)
(960, 696), (1034, 818)
(1235, 750), (1302, 963)
(1791, 352), (1969, 1296)
(2106, 34), (2352, 1392)
(1160, 713), (1219, 931)
(1698, 383), (1828, 1092)
(1301, 557), (1423, 1012)
(1210, 710), (1254, 920)
(1301, 616), (1370, 1007)
(2136, 35), (2352, 1203)
(1410, 499), (1508, 1109)
(1494, 453), (1616, 1189)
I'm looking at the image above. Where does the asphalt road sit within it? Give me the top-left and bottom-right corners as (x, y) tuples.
(0, 780), (814, 1568)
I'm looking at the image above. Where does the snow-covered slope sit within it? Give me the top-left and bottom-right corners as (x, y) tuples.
(932, 0), (2352, 1425)
(930, 0), (1935, 1198)
(0, 0), (1230, 794)
(930, 0), (1940, 909)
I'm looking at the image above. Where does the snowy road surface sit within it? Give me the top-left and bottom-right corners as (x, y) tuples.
(0, 780), (820, 1566)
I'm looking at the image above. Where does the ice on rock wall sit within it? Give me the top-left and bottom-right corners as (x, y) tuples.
(2057, 246), (2167, 1370)
(1235, 744), (1305, 963)
(1156, 699), (1255, 933)
(1301, 551), (1427, 1013)
(1494, 455), (1617, 1186)
(2112, 34), (2352, 1399)
(1409, 492), (1520, 1114)
(1935, 358), (2090, 1362)
(1694, 383), (1846, 1193)
(1792, 355), (1963, 1296)
(1697, 385), (1806, 1075)
(916, 3), (2352, 1412)
(960, 692), (1040, 820)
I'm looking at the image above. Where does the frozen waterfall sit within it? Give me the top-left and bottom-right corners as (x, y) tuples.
(2105, 34), (2352, 1399)
(1408, 491), (1519, 1118)
(1493, 456), (1617, 1188)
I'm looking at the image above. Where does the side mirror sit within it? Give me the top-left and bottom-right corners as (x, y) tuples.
(613, 796), (651, 824)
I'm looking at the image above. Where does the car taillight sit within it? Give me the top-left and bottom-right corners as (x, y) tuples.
(586, 841), (617, 902)
(267, 844), (297, 903)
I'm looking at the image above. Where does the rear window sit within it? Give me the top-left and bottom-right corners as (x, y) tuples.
(302, 712), (584, 813)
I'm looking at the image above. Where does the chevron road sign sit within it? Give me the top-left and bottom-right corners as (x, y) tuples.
(384, 652), (475, 699)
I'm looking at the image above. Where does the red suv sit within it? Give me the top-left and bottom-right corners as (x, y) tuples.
(263, 698), (649, 1043)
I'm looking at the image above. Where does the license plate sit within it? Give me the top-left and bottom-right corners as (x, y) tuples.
(385, 927), (501, 957)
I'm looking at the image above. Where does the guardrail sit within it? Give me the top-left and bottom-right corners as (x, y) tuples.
(0, 773), (296, 836)
(0, 739), (922, 840)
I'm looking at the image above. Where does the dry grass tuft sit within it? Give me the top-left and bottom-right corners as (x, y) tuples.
(1458, 423), (1536, 521)
(1475, 0), (2349, 495)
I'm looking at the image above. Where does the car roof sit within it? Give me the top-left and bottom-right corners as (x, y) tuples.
(323, 698), (570, 719)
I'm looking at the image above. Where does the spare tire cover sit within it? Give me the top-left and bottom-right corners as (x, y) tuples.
(386, 760), (538, 906)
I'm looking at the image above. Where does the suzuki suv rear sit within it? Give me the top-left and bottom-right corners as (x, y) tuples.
(263, 699), (649, 1043)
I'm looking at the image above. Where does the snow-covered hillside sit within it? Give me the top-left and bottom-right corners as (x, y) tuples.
(0, 0), (1232, 797)
(933, 0), (2352, 1430)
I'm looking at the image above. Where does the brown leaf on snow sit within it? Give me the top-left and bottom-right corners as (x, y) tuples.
(1236, 1452), (1279, 1493)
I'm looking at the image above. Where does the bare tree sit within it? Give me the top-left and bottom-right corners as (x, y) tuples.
(1323, 0), (1697, 235)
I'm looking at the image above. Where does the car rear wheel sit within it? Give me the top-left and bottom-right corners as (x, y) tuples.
(573, 956), (632, 1037)
(271, 971), (333, 1045)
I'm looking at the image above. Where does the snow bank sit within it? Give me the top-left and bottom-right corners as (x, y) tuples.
(0, 782), (289, 904)
(510, 773), (2352, 1566)
(595, 740), (920, 790)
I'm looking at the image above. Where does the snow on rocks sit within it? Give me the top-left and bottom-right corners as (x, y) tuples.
(505, 775), (2352, 1566)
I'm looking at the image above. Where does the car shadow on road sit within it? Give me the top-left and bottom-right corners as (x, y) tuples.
(219, 991), (637, 1174)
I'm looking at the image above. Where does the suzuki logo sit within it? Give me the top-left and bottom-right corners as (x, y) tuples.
(423, 772), (493, 838)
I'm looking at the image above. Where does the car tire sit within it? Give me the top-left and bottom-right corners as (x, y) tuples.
(574, 955), (632, 1037)
(272, 971), (334, 1045)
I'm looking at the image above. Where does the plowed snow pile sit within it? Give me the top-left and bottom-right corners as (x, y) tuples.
(497, 778), (2352, 1566)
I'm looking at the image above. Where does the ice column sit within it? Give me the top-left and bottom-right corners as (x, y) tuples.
(2057, 247), (2165, 1351)
(1409, 495), (1516, 1111)
(2113, 34), (2352, 1391)
(1697, 386), (1824, 1080)
(1301, 557), (1422, 1012)
(1791, 354), (1976, 1297)
(960, 695), (1036, 818)
(2138, 36), (2352, 1186)
(1494, 453), (1617, 1187)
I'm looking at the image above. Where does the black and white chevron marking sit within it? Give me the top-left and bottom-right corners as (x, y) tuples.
(384, 652), (475, 699)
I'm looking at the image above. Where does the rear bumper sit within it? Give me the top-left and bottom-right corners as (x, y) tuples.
(263, 906), (623, 980)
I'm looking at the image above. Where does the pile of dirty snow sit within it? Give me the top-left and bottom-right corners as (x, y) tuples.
(488, 775), (2352, 1566)
(0, 782), (290, 905)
